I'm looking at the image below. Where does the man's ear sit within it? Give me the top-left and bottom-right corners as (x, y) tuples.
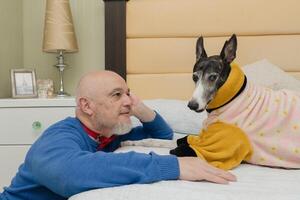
(78, 97), (93, 115)
(196, 36), (207, 61)
(220, 34), (237, 64)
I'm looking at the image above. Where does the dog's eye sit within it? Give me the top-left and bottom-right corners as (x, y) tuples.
(208, 75), (218, 82)
(192, 74), (199, 82)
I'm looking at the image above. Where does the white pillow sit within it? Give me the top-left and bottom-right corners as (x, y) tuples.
(131, 99), (206, 135)
(242, 59), (300, 92)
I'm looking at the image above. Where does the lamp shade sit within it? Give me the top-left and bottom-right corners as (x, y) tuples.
(42, 0), (78, 53)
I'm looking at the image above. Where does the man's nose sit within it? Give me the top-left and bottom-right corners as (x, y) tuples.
(123, 94), (132, 106)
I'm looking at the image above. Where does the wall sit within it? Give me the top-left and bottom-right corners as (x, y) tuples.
(0, 0), (105, 98)
(0, 0), (23, 98)
(65, 0), (105, 95)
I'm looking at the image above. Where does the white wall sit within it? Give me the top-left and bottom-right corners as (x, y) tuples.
(0, 0), (23, 98)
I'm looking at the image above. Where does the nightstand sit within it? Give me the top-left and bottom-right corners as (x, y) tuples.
(0, 98), (76, 191)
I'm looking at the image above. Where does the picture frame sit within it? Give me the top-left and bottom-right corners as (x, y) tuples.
(10, 69), (38, 98)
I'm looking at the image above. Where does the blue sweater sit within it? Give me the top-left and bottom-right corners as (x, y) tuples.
(0, 113), (179, 200)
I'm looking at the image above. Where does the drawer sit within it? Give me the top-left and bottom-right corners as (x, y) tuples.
(0, 145), (30, 192)
(0, 107), (75, 144)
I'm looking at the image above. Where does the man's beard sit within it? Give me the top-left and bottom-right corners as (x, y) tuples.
(112, 121), (133, 135)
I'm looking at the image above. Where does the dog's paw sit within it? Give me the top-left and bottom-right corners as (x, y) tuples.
(121, 138), (177, 149)
(176, 136), (189, 146)
(170, 144), (197, 157)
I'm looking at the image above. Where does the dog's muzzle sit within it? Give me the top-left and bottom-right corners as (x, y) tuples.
(188, 100), (207, 112)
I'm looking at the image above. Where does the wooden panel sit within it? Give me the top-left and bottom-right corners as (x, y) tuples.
(127, 72), (300, 100)
(104, 0), (127, 79)
(127, 35), (300, 74)
(127, 0), (300, 37)
(127, 38), (195, 73)
(127, 73), (194, 100)
(289, 72), (300, 80)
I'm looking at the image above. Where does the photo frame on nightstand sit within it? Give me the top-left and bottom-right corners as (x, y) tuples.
(10, 69), (38, 98)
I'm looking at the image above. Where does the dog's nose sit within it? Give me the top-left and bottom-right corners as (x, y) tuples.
(187, 101), (199, 111)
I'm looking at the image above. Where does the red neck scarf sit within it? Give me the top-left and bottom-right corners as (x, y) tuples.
(81, 123), (116, 150)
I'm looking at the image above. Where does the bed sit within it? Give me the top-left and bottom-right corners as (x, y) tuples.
(69, 0), (300, 199)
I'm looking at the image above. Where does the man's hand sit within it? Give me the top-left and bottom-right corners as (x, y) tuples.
(130, 93), (156, 122)
(178, 157), (237, 184)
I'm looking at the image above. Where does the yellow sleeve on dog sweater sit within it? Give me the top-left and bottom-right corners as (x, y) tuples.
(187, 121), (253, 170)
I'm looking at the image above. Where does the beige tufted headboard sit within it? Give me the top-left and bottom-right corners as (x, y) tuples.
(104, 0), (300, 100)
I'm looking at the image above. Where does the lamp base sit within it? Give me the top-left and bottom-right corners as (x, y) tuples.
(56, 91), (70, 97)
(55, 50), (70, 98)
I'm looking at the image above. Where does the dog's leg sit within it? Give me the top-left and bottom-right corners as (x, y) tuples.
(121, 138), (177, 149)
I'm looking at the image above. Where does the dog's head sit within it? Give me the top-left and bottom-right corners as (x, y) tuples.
(188, 34), (237, 112)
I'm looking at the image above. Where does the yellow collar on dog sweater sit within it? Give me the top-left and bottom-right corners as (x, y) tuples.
(207, 63), (245, 110)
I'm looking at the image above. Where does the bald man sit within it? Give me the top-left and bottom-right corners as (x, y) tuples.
(1, 71), (236, 200)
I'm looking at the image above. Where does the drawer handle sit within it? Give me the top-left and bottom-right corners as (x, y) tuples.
(32, 121), (42, 130)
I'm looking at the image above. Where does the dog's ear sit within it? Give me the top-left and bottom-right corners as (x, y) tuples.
(220, 34), (237, 63)
(196, 36), (207, 61)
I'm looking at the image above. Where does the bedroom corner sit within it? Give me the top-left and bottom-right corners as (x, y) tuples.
(0, 0), (105, 98)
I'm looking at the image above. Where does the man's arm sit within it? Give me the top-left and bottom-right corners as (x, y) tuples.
(178, 157), (237, 184)
(120, 112), (173, 141)
(28, 135), (179, 197)
(28, 128), (235, 198)
(120, 94), (173, 141)
(129, 93), (156, 122)
(29, 138), (236, 198)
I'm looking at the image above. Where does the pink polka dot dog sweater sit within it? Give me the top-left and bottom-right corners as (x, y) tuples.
(189, 63), (300, 169)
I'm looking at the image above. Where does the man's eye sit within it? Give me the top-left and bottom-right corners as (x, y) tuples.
(113, 92), (122, 97)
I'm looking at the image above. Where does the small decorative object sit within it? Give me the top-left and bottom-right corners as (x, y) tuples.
(10, 69), (38, 98)
(42, 0), (79, 97)
(37, 79), (54, 98)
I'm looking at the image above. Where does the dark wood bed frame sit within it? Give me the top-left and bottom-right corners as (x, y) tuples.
(103, 0), (128, 80)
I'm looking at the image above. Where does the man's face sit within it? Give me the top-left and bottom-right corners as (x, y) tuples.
(91, 77), (133, 135)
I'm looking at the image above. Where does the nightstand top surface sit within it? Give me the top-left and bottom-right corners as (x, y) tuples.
(0, 97), (76, 108)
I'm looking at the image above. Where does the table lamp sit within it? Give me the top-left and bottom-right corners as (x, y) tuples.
(42, 0), (78, 97)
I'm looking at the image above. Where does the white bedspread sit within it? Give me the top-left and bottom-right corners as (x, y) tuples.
(69, 142), (300, 200)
